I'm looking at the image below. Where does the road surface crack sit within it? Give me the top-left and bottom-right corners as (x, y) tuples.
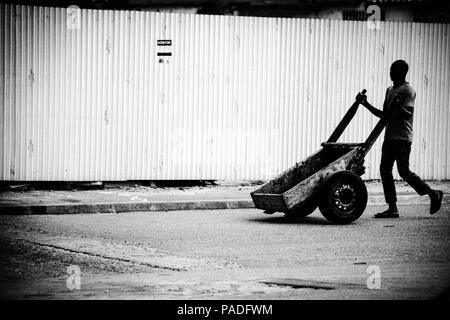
(21, 239), (186, 272)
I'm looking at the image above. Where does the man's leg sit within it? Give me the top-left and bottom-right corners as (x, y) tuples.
(396, 141), (443, 214)
(375, 140), (399, 218)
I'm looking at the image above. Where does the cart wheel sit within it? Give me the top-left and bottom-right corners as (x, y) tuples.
(284, 197), (317, 218)
(318, 171), (367, 224)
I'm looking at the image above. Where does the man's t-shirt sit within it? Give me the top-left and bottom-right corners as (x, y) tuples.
(382, 82), (416, 142)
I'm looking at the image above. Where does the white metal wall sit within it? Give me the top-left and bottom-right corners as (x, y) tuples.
(1, 4), (449, 181)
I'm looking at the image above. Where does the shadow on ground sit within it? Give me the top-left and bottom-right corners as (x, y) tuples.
(247, 214), (331, 225)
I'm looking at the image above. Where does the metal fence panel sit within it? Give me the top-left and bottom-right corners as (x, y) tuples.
(1, 4), (449, 181)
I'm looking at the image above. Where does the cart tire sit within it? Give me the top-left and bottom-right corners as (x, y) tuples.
(284, 197), (317, 218)
(318, 171), (367, 224)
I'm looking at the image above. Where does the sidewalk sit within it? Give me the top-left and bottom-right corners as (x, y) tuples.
(0, 181), (449, 215)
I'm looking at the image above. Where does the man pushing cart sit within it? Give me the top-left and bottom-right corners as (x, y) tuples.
(251, 60), (443, 224)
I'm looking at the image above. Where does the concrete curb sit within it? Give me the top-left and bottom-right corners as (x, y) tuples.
(0, 199), (255, 215)
(0, 194), (448, 215)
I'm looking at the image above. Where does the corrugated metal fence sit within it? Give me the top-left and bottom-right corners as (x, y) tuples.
(1, 4), (449, 181)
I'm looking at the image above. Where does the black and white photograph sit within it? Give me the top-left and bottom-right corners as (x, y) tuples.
(0, 0), (449, 307)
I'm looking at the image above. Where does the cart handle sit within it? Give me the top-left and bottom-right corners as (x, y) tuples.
(326, 89), (367, 143)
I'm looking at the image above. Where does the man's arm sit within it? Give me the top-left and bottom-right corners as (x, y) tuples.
(356, 93), (384, 118)
(362, 100), (384, 118)
(400, 105), (413, 119)
(397, 90), (415, 120)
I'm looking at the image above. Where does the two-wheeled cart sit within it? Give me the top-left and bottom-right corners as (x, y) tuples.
(251, 89), (397, 224)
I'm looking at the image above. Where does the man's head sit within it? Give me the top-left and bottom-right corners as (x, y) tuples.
(390, 60), (409, 83)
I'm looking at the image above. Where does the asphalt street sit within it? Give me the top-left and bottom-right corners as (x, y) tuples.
(0, 203), (449, 299)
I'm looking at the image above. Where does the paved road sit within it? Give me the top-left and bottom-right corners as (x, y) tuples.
(0, 204), (449, 299)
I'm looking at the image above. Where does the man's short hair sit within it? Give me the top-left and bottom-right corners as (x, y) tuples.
(391, 60), (409, 77)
